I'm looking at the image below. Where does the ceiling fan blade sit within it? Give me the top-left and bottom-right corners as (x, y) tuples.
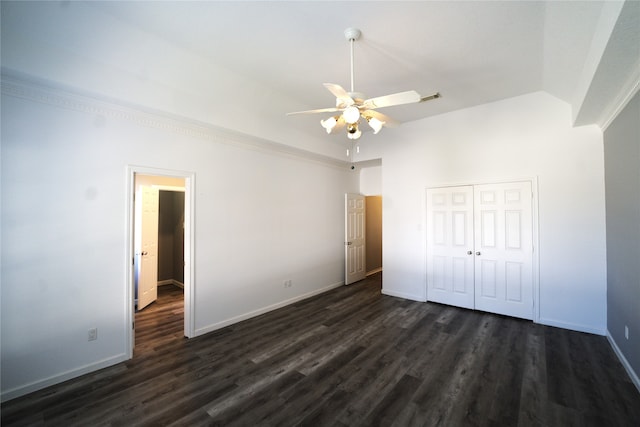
(361, 109), (400, 128)
(363, 90), (421, 109)
(323, 83), (355, 107)
(286, 107), (341, 116)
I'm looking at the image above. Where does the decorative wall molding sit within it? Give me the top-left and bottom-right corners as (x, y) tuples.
(1, 68), (350, 170)
(600, 65), (640, 131)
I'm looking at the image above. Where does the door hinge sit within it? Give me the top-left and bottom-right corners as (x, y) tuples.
(132, 322), (135, 330)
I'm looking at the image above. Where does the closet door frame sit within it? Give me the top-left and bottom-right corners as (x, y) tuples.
(424, 177), (540, 323)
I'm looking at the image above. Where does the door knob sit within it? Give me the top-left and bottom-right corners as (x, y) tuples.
(467, 251), (473, 255)
(346, 242), (353, 246)
(476, 251), (481, 256)
(141, 251), (148, 256)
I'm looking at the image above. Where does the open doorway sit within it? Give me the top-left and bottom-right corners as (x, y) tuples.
(134, 176), (185, 311)
(345, 193), (383, 284)
(358, 161), (383, 277)
(125, 166), (195, 359)
(365, 195), (382, 276)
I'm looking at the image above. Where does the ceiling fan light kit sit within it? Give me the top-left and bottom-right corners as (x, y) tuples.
(286, 28), (440, 142)
(347, 123), (362, 140)
(321, 116), (338, 133)
(342, 106), (361, 124)
(366, 116), (384, 134)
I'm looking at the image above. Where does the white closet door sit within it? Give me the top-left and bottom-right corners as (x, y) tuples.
(473, 182), (533, 320)
(426, 181), (534, 320)
(426, 186), (475, 309)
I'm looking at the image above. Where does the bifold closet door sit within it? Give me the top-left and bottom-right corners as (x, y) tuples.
(473, 182), (533, 320)
(426, 182), (533, 320)
(426, 186), (475, 309)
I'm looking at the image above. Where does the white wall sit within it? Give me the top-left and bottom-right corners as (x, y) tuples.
(0, 80), (357, 400)
(0, 1), (346, 161)
(604, 91), (640, 387)
(354, 92), (607, 334)
(359, 165), (382, 196)
(0, 0), (616, 398)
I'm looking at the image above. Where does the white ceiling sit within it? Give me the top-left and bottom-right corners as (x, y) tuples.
(91, 0), (604, 121)
(2, 1), (638, 150)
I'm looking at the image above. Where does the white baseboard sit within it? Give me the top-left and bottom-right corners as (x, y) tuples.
(366, 267), (382, 276)
(1, 353), (128, 403)
(158, 279), (184, 288)
(607, 331), (640, 393)
(195, 280), (344, 336)
(381, 288), (427, 302)
(537, 317), (607, 336)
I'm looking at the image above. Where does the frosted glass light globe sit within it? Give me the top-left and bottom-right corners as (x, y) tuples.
(320, 117), (338, 133)
(367, 117), (384, 134)
(342, 106), (361, 124)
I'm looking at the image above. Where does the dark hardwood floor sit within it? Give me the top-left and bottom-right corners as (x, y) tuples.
(134, 284), (186, 356)
(2, 274), (639, 426)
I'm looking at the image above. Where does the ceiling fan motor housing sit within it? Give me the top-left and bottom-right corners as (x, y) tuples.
(348, 92), (366, 103)
(344, 27), (361, 41)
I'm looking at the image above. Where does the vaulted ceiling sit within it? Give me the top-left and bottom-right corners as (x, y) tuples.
(2, 1), (638, 156)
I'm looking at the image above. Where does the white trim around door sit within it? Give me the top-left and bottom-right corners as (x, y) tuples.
(125, 165), (196, 359)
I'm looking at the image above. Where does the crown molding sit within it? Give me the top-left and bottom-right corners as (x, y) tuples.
(1, 68), (350, 170)
(600, 63), (640, 132)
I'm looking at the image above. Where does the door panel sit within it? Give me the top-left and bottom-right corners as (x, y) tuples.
(345, 193), (366, 285)
(479, 259), (497, 298)
(136, 186), (159, 310)
(473, 182), (533, 319)
(426, 186), (475, 309)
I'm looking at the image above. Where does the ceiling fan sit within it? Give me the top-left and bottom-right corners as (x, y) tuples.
(287, 28), (440, 140)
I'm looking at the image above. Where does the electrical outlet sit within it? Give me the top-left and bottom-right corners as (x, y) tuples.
(625, 325), (629, 340)
(283, 279), (293, 288)
(88, 328), (98, 341)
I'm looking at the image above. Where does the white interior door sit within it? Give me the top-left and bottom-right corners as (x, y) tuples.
(426, 181), (534, 320)
(426, 186), (475, 309)
(345, 193), (366, 285)
(136, 186), (159, 310)
(474, 182), (533, 319)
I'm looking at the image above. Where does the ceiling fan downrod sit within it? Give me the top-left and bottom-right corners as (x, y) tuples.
(344, 28), (361, 94)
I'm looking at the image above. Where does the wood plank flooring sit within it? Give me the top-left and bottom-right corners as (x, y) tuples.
(2, 274), (639, 426)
